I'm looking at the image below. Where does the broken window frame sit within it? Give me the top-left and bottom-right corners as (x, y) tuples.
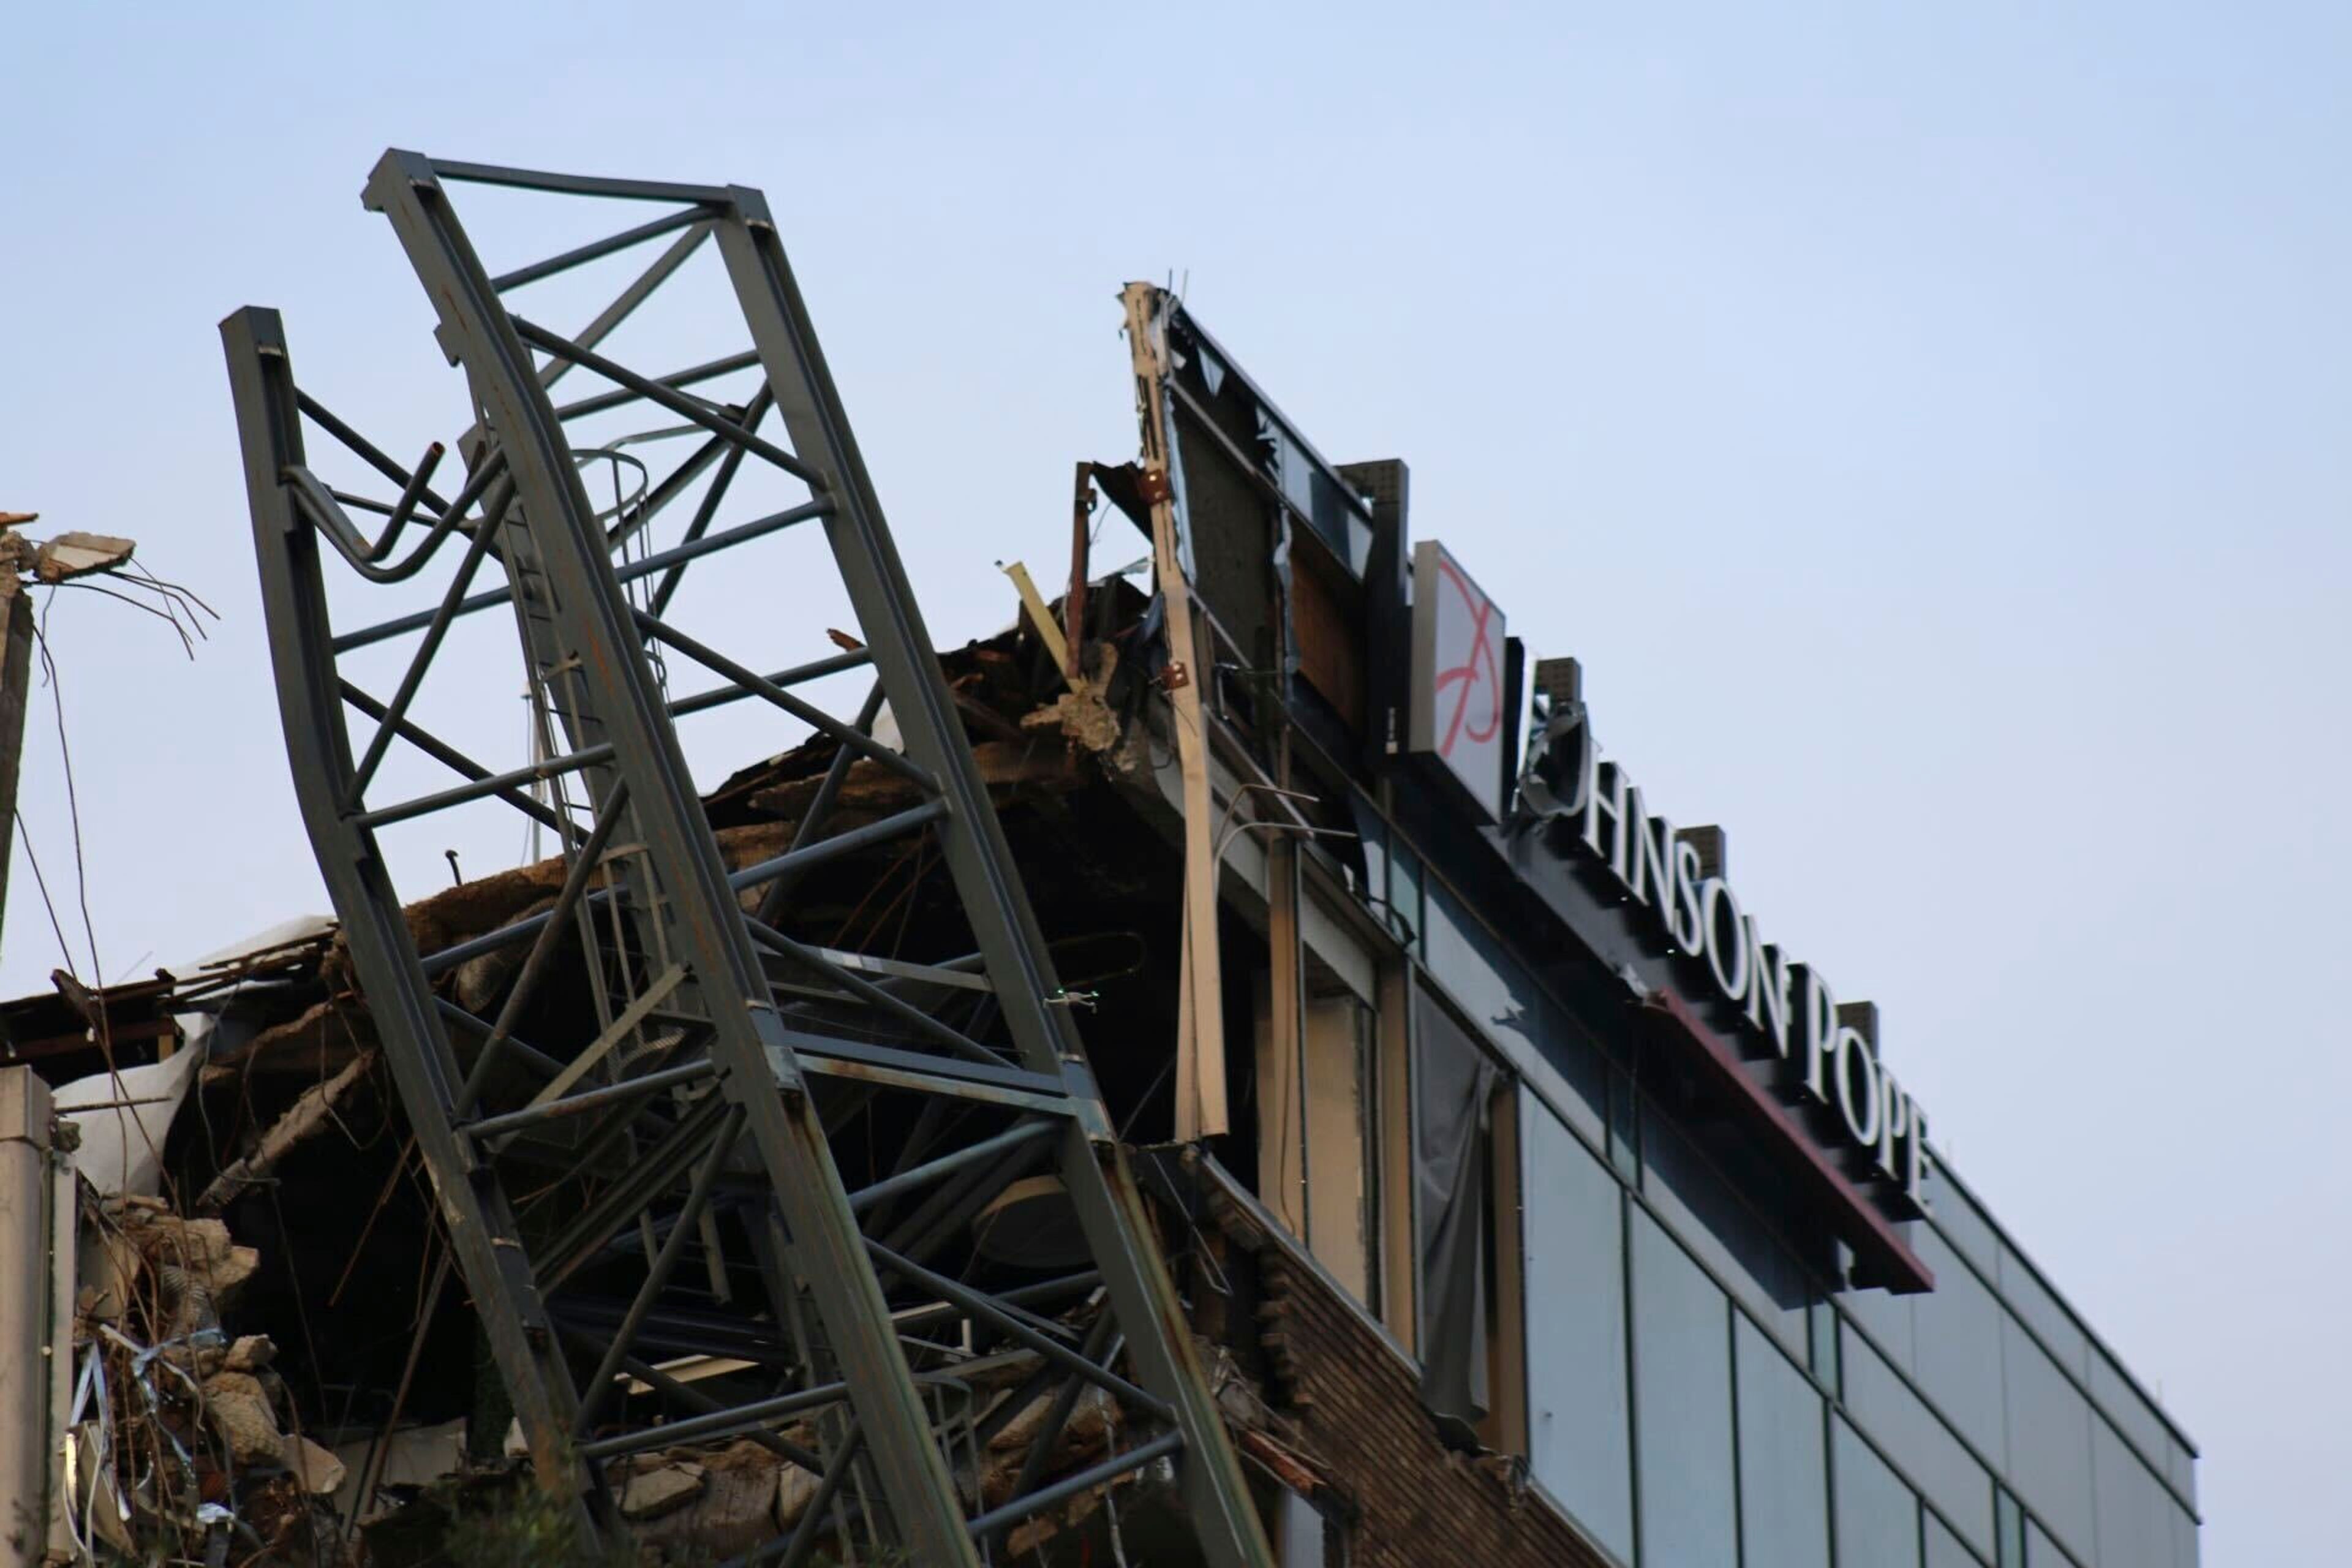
(1245, 839), (1403, 1330)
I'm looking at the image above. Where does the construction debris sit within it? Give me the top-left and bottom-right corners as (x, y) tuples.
(616, 1458), (705, 1521)
(30, 532), (136, 585)
(56, 1196), (345, 1566)
(194, 1048), (376, 1213)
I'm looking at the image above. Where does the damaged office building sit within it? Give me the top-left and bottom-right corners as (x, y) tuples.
(0, 151), (2198, 1567)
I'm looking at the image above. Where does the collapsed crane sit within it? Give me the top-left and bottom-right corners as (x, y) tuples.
(221, 149), (1273, 1567)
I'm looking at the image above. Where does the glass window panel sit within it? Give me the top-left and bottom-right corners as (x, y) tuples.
(1810, 1302), (1842, 1396)
(1271, 421), (1316, 524)
(1640, 1106), (1812, 1354)
(1275, 1490), (1325, 1566)
(1349, 799), (1387, 922)
(1928, 1511), (1988, 1568)
(1842, 1325), (1996, 1557)
(2026, 1518), (2078, 1568)
(1423, 882), (1605, 1140)
(1607, 1068), (1639, 1179)
(1387, 842), (1423, 955)
(1735, 1314), (1830, 1568)
(2093, 1415), (2176, 1568)
(1520, 1101), (1635, 1562)
(2165, 1439), (2197, 1512)
(1310, 466), (1374, 575)
(2002, 1316), (2097, 1562)
(1920, 1159), (1999, 1275)
(1997, 1489), (2026, 1568)
(1996, 1241), (2089, 1380)
(2088, 1348), (2174, 1485)
(1909, 1229), (2008, 1466)
(1631, 1210), (1737, 1566)
(1840, 1281), (1916, 1374)
(1833, 1417), (1923, 1568)
(2170, 1501), (2199, 1568)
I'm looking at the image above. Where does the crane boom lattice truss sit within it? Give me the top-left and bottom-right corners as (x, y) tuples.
(222, 149), (1271, 1568)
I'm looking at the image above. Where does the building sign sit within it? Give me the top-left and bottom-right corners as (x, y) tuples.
(1517, 689), (1934, 1219)
(1408, 541), (1507, 820)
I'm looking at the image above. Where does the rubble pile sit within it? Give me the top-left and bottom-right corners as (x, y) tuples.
(61, 1196), (347, 1565)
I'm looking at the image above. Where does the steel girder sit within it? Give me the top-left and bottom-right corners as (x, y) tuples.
(222, 149), (1272, 1567)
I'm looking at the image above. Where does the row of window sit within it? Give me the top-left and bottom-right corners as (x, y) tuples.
(1521, 1090), (2198, 1568)
(1256, 804), (2199, 1567)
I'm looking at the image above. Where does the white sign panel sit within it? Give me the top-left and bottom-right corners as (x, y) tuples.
(1408, 540), (1507, 819)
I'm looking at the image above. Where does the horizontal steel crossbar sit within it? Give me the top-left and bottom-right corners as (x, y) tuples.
(512, 315), (826, 489)
(963, 1431), (1183, 1540)
(462, 1059), (717, 1142)
(492, 205), (718, 292)
(430, 157), (733, 206)
(332, 496), (833, 652)
(554, 348), (761, 422)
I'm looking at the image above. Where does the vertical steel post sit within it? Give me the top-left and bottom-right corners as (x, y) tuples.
(355, 151), (974, 1564)
(0, 1067), (55, 1561)
(222, 306), (599, 1537)
(0, 571), (37, 970)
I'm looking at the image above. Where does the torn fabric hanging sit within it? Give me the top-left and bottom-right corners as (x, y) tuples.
(1412, 986), (1497, 1439)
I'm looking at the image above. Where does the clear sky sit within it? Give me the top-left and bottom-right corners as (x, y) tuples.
(6, 6), (2345, 1562)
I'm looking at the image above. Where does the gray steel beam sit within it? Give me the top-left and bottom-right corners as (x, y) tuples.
(358, 148), (976, 1564)
(228, 148), (1275, 1568)
(221, 305), (596, 1538)
(714, 183), (1276, 1568)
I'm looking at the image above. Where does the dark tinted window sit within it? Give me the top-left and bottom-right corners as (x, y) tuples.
(1833, 1417), (1923, 1568)
(2002, 1317), (2097, 1561)
(1842, 1325), (1995, 1558)
(1632, 1211), (1736, 1565)
(1520, 1099), (1634, 1561)
(1735, 1314), (1830, 1568)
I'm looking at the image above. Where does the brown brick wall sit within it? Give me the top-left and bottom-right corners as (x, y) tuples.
(1165, 1154), (1617, 1568)
(1259, 1248), (1615, 1568)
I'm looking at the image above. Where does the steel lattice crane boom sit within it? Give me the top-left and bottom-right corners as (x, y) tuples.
(223, 149), (1272, 1568)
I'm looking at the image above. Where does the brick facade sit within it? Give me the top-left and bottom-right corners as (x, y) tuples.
(1150, 1150), (1619, 1568)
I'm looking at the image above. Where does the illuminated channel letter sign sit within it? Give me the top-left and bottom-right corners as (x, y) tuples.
(1408, 541), (1508, 820)
(1518, 695), (1934, 1216)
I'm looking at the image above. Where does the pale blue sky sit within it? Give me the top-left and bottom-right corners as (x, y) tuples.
(6, 6), (2346, 1562)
